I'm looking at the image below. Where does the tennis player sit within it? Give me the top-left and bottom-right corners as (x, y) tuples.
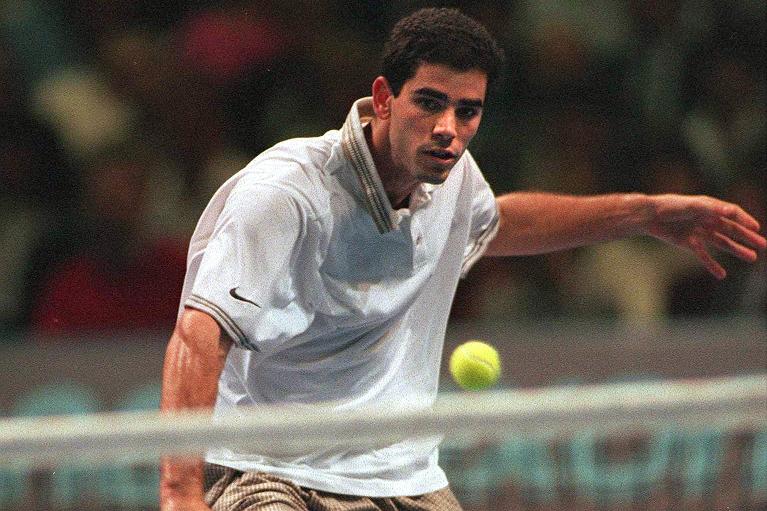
(160, 7), (766, 511)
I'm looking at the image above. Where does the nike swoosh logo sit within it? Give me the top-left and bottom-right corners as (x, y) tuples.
(229, 288), (261, 308)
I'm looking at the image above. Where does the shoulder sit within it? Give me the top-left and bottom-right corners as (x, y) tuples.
(224, 178), (308, 233)
(248, 131), (340, 181)
(235, 131), (341, 213)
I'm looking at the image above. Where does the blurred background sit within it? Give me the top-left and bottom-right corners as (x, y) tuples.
(0, 0), (765, 510)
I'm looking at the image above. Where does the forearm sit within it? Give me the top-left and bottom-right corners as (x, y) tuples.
(485, 192), (655, 256)
(160, 309), (232, 508)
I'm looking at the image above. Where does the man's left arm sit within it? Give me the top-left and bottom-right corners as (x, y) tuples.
(485, 192), (766, 279)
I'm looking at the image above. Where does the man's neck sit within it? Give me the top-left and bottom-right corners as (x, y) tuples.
(364, 121), (418, 209)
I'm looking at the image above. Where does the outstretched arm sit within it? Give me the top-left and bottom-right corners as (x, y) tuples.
(159, 308), (232, 511)
(485, 192), (766, 279)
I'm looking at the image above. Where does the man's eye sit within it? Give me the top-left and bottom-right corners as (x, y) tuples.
(416, 98), (442, 112)
(456, 107), (479, 120)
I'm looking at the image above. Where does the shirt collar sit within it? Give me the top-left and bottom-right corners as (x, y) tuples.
(340, 97), (437, 233)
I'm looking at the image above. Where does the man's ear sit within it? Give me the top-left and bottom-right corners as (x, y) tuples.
(372, 76), (393, 120)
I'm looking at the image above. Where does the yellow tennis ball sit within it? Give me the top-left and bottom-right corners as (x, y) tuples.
(449, 340), (501, 391)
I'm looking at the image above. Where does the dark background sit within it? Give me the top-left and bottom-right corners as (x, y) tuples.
(0, 0), (764, 341)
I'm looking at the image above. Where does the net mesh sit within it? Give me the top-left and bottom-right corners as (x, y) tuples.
(0, 374), (764, 511)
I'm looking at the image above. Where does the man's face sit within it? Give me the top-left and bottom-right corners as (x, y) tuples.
(387, 63), (487, 185)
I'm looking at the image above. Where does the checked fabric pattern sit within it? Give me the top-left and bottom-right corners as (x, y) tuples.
(204, 463), (463, 511)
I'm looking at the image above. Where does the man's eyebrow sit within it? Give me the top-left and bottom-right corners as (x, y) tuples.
(412, 87), (484, 108)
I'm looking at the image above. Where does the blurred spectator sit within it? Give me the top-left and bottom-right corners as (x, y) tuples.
(0, 0), (135, 159)
(667, 169), (767, 318)
(29, 145), (187, 338)
(60, 0), (191, 50)
(682, 48), (765, 185)
(178, 3), (288, 87)
(728, 174), (767, 316)
(173, 2), (334, 155)
(0, 40), (79, 333)
(97, 27), (221, 197)
(568, 147), (707, 323)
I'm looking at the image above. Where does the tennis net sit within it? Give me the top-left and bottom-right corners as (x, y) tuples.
(0, 374), (765, 510)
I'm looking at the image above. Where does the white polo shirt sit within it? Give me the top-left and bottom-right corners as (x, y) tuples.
(179, 98), (499, 496)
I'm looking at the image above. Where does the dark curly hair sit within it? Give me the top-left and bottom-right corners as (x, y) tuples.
(381, 8), (505, 96)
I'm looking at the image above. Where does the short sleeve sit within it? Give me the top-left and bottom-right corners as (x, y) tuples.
(185, 184), (311, 351)
(460, 152), (499, 276)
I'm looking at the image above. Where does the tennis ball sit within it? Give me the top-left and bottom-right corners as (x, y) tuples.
(449, 340), (501, 391)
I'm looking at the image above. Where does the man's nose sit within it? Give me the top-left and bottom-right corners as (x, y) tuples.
(432, 110), (457, 144)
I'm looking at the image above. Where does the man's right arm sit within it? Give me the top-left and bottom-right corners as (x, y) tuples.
(159, 308), (233, 511)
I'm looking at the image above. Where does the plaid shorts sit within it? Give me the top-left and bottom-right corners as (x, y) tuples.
(204, 463), (463, 511)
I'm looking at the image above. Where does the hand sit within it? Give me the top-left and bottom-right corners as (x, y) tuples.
(644, 194), (767, 279)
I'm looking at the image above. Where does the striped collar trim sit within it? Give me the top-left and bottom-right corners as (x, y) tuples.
(340, 97), (396, 233)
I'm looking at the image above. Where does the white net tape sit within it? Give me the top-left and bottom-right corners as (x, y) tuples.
(1, 374), (764, 468)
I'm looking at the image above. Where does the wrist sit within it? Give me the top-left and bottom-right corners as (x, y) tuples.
(160, 457), (206, 505)
(622, 192), (656, 236)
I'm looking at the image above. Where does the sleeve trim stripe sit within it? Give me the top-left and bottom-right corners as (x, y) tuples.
(185, 295), (258, 351)
(461, 214), (500, 277)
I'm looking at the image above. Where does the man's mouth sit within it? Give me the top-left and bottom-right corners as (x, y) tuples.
(424, 148), (456, 163)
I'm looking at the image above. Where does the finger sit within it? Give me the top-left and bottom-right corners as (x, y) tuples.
(709, 216), (767, 251)
(706, 231), (758, 262)
(714, 202), (762, 232)
(689, 237), (727, 280)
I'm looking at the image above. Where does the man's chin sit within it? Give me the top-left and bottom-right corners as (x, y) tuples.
(417, 164), (454, 185)
(419, 173), (448, 185)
